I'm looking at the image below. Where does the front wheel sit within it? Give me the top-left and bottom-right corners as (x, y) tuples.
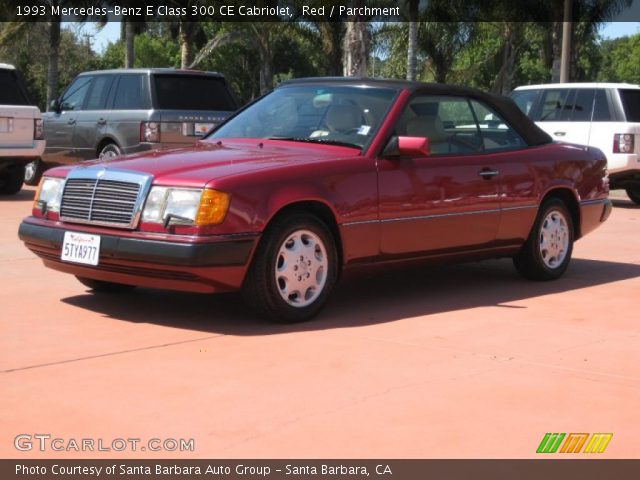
(24, 159), (45, 186)
(98, 143), (121, 161)
(242, 214), (338, 323)
(513, 199), (574, 281)
(625, 187), (640, 205)
(75, 276), (136, 293)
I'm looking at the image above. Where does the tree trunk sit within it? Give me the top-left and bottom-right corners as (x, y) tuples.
(259, 59), (273, 95)
(492, 23), (520, 95)
(124, 20), (135, 68)
(550, 21), (563, 82)
(406, 0), (419, 81)
(250, 24), (274, 94)
(46, 17), (61, 111)
(343, 20), (369, 77)
(179, 22), (194, 69)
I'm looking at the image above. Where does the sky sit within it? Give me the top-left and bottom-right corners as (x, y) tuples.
(70, 21), (640, 55)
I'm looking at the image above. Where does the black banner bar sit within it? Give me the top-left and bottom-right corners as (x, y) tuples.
(3, 460), (640, 480)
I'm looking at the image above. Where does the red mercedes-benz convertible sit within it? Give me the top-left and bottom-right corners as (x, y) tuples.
(19, 78), (611, 322)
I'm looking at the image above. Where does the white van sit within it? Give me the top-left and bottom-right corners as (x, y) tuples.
(511, 83), (640, 204)
(0, 63), (45, 195)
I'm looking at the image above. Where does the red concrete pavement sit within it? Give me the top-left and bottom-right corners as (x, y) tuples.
(1, 187), (639, 458)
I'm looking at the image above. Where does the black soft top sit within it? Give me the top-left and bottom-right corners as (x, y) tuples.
(282, 77), (552, 147)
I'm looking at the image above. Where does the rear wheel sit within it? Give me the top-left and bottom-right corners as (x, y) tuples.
(242, 214), (338, 323)
(513, 198), (574, 281)
(24, 159), (45, 186)
(0, 165), (25, 195)
(625, 187), (640, 205)
(98, 142), (121, 161)
(75, 276), (136, 293)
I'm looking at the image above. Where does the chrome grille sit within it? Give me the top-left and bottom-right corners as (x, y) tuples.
(59, 168), (151, 229)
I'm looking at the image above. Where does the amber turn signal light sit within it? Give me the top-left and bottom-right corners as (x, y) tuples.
(195, 189), (230, 226)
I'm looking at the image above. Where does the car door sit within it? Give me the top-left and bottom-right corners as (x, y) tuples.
(377, 94), (502, 256)
(72, 74), (114, 161)
(43, 75), (93, 165)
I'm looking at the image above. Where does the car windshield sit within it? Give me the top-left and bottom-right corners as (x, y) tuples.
(208, 84), (398, 149)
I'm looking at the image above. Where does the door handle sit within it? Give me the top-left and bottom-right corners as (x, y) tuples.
(97, 119), (106, 126)
(554, 131), (566, 137)
(478, 168), (500, 179)
(67, 119), (76, 125)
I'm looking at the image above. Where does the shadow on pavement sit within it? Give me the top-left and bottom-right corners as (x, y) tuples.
(1, 188), (35, 202)
(61, 257), (640, 336)
(611, 198), (638, 209)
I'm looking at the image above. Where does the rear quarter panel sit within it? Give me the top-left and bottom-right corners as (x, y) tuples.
(497, 142), (607, 245)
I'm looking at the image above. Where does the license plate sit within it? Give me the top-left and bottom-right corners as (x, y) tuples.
(194, 122), (214, 136)
(61, 232), (101, 266)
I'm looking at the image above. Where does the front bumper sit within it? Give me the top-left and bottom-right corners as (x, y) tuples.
(19, 220), (258, 293)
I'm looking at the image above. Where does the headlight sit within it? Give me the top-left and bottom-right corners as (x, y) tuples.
(34, 177), (64, 213)
(142, 187), (230, 227)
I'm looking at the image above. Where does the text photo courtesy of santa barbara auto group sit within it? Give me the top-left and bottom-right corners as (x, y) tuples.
(1, 0), (640, 479)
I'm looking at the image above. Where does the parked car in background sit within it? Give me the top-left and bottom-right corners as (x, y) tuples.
(0, 63), (45, 195)
(25, 68), (239, 185)
(20, 78), (611, 323)
(511, 83), (640, 204)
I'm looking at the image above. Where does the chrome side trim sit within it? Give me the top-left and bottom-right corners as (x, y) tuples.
(341, 204), (538, 227)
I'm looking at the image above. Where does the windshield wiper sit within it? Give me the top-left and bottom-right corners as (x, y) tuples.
(267, 137), (362, 149)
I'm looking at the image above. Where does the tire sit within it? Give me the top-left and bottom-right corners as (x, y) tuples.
(98, 142), (121, 161)
(513, 198), (574, 281)
(0, 165), (25, 195)
(625, 187), (640, 205)
(24, 159), (45, 186)
(75, 276), (136, 293)
(242, 213), (339, 323)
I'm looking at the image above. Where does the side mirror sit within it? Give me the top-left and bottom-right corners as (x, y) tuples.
(383, 136), (430, 157)
(49, 99), (61, 113)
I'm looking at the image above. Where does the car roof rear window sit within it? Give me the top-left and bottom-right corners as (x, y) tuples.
(0, 69), (30, 105)
(619, 89), (640, 122)
(153, 75), (237, 111)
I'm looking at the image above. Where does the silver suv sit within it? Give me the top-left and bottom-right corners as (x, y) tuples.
(27, 68), (239, 185)
(0, 63), (45, 195)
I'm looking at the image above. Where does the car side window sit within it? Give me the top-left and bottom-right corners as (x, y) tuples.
(511, 90), (538, 118)
(112, 74), (147, 110)
(397, 95), (482, 155)
(60, 76), (93, 111)
(469, 100), (527, 152)
(570, 89), (595, 121)
(84, 76), (112, 110)
(537, 89), (571, 121)
(592, 89), (613, 121)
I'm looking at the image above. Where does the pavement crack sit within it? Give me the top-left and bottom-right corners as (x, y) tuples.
(0, 334), (225, 374)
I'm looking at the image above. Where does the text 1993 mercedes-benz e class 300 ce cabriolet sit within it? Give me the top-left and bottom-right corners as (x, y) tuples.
(19, 78), (611, 323)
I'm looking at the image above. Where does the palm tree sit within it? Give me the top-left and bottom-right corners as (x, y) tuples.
(343, 0), (370, 77)
(406, 0), (419, 81)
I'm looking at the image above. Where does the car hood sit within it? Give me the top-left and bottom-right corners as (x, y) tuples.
(53, 139), (360, 187)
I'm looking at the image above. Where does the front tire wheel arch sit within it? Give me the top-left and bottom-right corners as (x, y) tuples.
(242, 213), (339, 323)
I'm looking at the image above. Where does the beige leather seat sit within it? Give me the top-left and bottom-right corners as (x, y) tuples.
(324, 103), (361, 134)
(406, 115), (446, 141)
